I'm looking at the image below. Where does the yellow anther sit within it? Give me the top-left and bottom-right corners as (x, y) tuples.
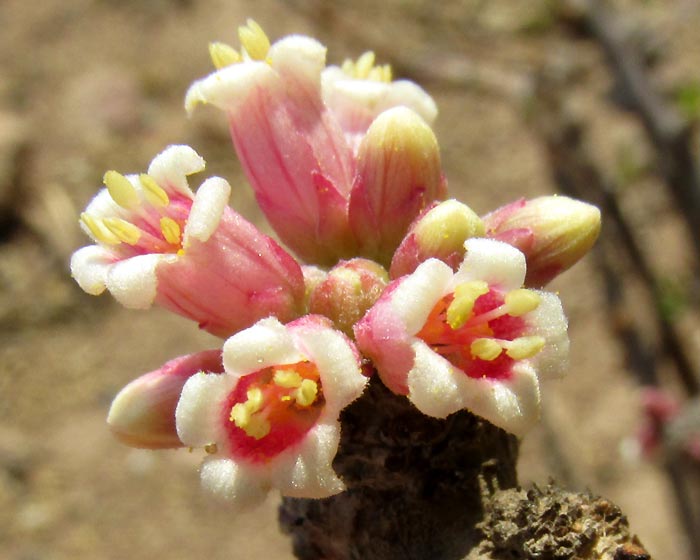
(354, 51), (375, 79)
(229, 402), (250, 426)
(446, 281), (490, 329)
(244, 416), (271, 440)
(238, 19), (270, 61)
(294, 379), (318, 407)
(204, 443), (218, 454)
(381, 64), (392, 82)
(139, 174), (169, 207)
(367, 64), (392, 83)
(160, 217), (182, 245)
(209, 41), (241, 69)
(471, 338), (503, 361)
(104, 170), (139, 209)
(341, 58), (355, 75)
(504, 289), (541, 317)
(273, 369), (303, 389)
(506, 336), (545, 360)
(80, 213), (120, 245)
(245, 387), (264, 412)
(102, 217), (141, 245)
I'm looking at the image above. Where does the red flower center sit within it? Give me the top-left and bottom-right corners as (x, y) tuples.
(221, 361), (324, 463)
(416, 282), (543, 381)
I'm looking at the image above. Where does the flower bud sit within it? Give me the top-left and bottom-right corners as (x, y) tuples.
(349, 107), (446, 265)
(107, 350), (223, 449)
(308, 258), (388, 336)
(483, 196), (601, 287)
(390, 199), (485, 279)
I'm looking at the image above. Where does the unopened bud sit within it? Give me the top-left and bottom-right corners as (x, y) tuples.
(308, 258), (388, 336)
(349, 107), (446, 265)
(483, 196), (601, 287)
(107, 350), (223, 449)
(390, 199), (484, 278)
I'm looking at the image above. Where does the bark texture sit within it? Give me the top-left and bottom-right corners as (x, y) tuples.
(278, 377), (650, 560)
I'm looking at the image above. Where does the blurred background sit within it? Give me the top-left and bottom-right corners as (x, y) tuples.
(2, 0), (700, 558)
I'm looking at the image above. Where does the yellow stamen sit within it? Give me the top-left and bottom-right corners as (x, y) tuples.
(471, 338), (503, 361)
(229, 386), (266, 436)
(505, 336), (545, 360)
(80, 213), (120, 245)
(102, 217), (141, 245)
(381, 64), (392, 82)
(294, 379), (318, 407)
(229, 402), (251, 426)
(204, 443), (218, 454)
(238, 19), (270, 61)
(273, 369), (303, 389)
(354, 51), (375, 79)
(139, 174), (169, 207)
(209, 41), (241, 69)
(341, 58), (355, 75)
(367, 64), (392, 83)
(245, 387), (264, 412)
(504, 289), (541, 317)
(447, 280), (489, 329)
(160, 217), (182, 245)
(104, 170), (139, 209)
(244, 416), (271, 439)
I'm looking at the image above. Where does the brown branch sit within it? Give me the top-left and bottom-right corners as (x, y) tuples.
(279, 378), (650, 560)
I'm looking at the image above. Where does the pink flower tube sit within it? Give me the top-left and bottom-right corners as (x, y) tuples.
(175, 316), (367, 507)
(355, 238), (569, 436)
(186, 21), (443, 265)
(71, 145), (305, 338)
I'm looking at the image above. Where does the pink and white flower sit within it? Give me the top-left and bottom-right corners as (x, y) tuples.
(175, 316), (367, 506)
(355, 238), (569, 436)
(185, 21), (444, 266)
(71, 145), (305, 337)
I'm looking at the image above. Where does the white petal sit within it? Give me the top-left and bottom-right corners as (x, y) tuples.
(147, 145), (205, 197)
(185, 62), (276, 114)
(408, 344), (541, 437)
(199, 456), (269, 507)
(270, 423), (344, 499)
(184, 177), (230, 245)
(105, 253), (174, 309)
(527, 291), (570, 379)
(70, 245), (114, 295)
(485, 364), (541, 437)
(453, 238), (525, 290)
(389, 259), (453, 335)
(291, 323), (367, 415)
(269, 35), (326, 87)
(175, 372), (236, 447)
(223, 317), (304, 377)
(407, 340), (465, 418)
(377, 80), (438, 124)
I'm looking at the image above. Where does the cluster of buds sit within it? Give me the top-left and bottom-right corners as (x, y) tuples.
(72, 20), (601, 508)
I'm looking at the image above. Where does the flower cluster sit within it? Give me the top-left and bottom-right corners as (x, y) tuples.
(72, 20), (601, 508)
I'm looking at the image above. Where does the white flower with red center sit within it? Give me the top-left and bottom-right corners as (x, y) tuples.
(70, 145), (304, 338)
(175, 316), (367, 505)
(185, 20), (445, 266)
(355, 238), (569, 436)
